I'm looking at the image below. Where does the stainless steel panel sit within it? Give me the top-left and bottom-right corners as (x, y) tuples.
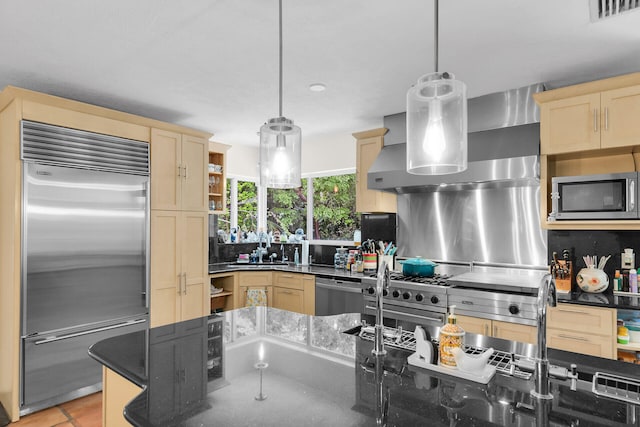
(368, 140), (540, 193)
(397, 186), (547, 267)
(22, 163), (149, 335)
(21, 120), (149, 175)
(315, 278), (363, 316)
(21, 318), (147, 411)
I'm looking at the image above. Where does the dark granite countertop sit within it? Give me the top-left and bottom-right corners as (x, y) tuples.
(209, 262), (371, 280)
(89, 308), (640, 427)
(209, 263), (640, 311)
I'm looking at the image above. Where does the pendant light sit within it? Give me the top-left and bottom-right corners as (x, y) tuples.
(406, 0), (467, 175)
(259, 0), (302, 188)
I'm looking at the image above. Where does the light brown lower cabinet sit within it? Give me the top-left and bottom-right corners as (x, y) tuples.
(546, 304), (615, 359)
(103, 367), (141, 427)
(235, 271), (315, 315)
(456, 314), (537, 345)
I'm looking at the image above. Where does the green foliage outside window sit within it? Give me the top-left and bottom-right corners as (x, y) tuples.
(312, 174), (360, 240)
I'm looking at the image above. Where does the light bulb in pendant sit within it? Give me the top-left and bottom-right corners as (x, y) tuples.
(422, 99), (445, 162)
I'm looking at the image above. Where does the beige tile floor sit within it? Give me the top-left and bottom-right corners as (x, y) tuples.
(9, 393), (101, 427)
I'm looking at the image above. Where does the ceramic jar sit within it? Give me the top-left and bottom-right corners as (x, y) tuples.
(576, 268), (609, 293)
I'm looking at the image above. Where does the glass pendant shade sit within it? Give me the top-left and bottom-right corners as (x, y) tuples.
(406, 72), (467, 175)
(260, 117), (301, 188)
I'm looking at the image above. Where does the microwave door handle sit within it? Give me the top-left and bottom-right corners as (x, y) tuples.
(630, 180), (636, 211)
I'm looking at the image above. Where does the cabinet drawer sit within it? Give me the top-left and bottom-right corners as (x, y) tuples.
(492, 321), (536, 345)
(547, 328), (614, 359)
(238, 271), (273, 287)
(547, 305), (614, 336)
(273, 272), (303, 290)
(273, 287), (304, 314)
(456, 314), (491, 336)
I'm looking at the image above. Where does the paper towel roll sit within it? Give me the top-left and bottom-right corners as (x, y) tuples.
(301, 240), (309, 266)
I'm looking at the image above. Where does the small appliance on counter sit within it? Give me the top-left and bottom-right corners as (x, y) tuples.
(549, 172), (639, 221)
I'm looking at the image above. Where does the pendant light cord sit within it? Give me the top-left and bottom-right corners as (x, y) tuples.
(278, 0), (283, 118)
(434, 0), (439, 73)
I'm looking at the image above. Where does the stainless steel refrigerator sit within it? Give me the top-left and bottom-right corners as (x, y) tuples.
(20, 120), (149, 414)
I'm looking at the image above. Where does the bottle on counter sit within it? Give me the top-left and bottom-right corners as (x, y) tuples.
(294, 247), (300, 266)
(631, 269), (638, 293)
(439, 305), (465, 368)
(614, 270), (621, 291)
(618, 320), (630, 345)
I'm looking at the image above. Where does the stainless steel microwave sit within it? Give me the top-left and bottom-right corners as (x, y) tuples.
(549, 172), (639, 220)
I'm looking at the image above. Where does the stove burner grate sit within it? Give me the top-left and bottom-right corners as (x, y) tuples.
(388, 272), (451, 286)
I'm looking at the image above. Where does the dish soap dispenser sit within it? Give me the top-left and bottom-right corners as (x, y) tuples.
(439, 305), (465, 368)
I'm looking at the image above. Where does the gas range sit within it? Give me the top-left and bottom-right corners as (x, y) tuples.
(361, 263), (547, 327)
(361, 272), (451, 325)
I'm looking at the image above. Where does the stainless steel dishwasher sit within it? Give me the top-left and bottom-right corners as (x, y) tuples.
(315, 275), (363, 316)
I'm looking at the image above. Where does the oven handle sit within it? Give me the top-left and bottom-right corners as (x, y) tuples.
(364, 305), (444, 323)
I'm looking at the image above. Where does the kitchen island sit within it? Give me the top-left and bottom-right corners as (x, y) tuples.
(90, 307), (640, 427)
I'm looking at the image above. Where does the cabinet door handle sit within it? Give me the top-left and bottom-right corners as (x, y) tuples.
(605, 107), (609, 131)
(558, 334), (588, 342)
(183, 273), (187, 294)
(594, 108), (598, 132)
(484, 324), (489, 335)
(177, 164), (182, 177)
(177, 274), (183, 294)
(183, 165), (188, 179)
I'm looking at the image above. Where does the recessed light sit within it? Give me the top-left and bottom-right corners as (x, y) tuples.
(309, 83), (326, 92)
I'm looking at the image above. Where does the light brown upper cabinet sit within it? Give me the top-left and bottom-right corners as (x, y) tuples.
(354, 128), (397, 213)
(151, 128), (208, 211)
(535, 73), (640, 155)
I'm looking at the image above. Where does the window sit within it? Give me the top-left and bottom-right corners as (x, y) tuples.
(266, 185), (307, 239)
(237, 180), (258, 234)
(311, 174), (360, 241)
(265, 308), (307, 344)
(263, 172), (358, 242)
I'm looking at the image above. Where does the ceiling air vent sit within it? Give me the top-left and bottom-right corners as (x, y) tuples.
(590, 0), (640, 21)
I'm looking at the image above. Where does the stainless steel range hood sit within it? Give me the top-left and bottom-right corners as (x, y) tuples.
(368, 84), (544, 194)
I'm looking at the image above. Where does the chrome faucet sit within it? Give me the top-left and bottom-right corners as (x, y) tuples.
(532, 273), (557, 399)
(257, 230), (271, 263)
(373, 260), (390, 356)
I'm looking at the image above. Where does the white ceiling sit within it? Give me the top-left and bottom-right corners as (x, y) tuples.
(1, 0), (640, 149)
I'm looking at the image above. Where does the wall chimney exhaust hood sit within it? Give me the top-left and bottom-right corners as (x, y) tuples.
(368, 84), (544, 194)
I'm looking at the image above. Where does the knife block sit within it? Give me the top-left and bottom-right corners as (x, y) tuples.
(554, 260), (572, 293)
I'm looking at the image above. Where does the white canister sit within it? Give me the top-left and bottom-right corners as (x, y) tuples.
(576, 268), (609, 293)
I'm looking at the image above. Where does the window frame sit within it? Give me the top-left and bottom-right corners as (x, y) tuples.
(226, 168), (358, 245)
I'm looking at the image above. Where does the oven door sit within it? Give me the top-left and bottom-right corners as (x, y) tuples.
(363, 300), (445, 326)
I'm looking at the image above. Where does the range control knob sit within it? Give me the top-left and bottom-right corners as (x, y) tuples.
(508, 304), (520, 315)
(392, 290), (400, 298)
(383, 289), (389, 297)
(367, 287), (376, 295)
(402, 292), (412, 300)
(415, 293), (424, 302)
(430, 295), (440, 304)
